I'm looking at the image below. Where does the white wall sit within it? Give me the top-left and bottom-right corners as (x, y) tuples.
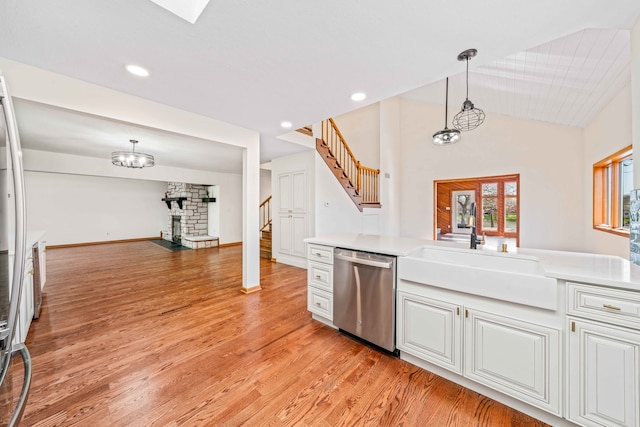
(25, 171), (166, 245)
(583, 84), (632, 258)
(398, 98), (585, 252)
(260, 168), (271, 203)
(379, 98), (402, 236)
(332, 103), (381, 168)
(314, 151), (382, 236)
(23, 149), (244, 245)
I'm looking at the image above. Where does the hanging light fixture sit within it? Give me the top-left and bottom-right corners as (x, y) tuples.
(111, 139), (155, 168)
(453, 48), (485, 131)
(433, 77), (461, 145)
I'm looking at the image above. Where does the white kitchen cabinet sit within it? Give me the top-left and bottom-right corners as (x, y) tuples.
(568, 319), (640, 426)
(307, 243), (334, 324)
(12, 254), (34, 345)
(397, 291), (462, 374)
(278, 171), (306, 214)
(464, 308), (561, 415)
(567, 282), (640, 330)
(566, 282), (640, 427)
(307, 260), (332, 292)
(278, 213), (307, 258)
(277, 171), (308, 259)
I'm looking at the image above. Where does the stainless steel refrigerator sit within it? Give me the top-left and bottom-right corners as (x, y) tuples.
(0, 76), (32, 426)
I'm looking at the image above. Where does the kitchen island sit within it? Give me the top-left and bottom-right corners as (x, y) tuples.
(305, 233), (640, 427)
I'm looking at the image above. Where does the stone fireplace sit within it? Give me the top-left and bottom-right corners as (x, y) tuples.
(163, 182), (218, 248)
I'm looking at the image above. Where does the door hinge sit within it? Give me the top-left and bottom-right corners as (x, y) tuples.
(456, 307), (460, 316)
(465, 309), (469, 318)
(571, 321), (575, 332)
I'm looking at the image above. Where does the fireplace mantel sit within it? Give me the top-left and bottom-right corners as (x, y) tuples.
(162, 197), (188, 209)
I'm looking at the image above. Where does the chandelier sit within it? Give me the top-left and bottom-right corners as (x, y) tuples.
(452, 48), (485, 132)
(432, 77), (461, 145)
(111, 139), (155, 168)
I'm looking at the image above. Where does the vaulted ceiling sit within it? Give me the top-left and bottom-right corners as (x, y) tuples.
(1, 1), (639, 170)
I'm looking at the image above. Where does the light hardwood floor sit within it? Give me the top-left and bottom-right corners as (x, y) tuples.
(5, 242), (547, 426)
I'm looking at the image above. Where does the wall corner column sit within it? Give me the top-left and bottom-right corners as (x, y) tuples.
(379, 97), (402, 236)
(241, 135), (261, 293)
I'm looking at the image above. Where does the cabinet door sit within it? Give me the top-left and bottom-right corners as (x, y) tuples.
(568, 318), (640, 427)
(290, 214), (307, 257)
(290, 171), (306, 213)
(277, 171), (308, 259)
(278, 214), (292, 255)
(397, 292), (462, 374)
(13, 258), (34, 344)
(278, 173), (292, 213)
(464, 309), (560, 415)
(39, 240), (47, 290)
(278, 171), (306, 213)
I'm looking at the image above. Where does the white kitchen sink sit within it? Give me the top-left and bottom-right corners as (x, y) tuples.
(399, 245), (558, 310)
(407, 245), (544, 274)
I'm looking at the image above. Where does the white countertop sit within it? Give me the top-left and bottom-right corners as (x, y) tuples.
(305, 233), (640, 292)
(305, 233), (434, 256)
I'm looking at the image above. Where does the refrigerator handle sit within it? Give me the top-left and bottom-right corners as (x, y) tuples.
(0, 76), (28, 382)
(7, 344), (31, 427)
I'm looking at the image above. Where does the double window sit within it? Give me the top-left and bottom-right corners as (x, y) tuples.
(593, 145), (633, 236)
(479, 180), (518, 236)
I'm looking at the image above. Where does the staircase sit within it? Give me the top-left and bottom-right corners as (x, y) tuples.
(259, 196), (273, 260)
(260, 227), (272, 260)
(317, 119), (381, 211)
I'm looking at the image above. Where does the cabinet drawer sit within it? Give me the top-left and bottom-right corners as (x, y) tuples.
(568, 283), (640, 330)
(308, 287), (333, 321)
(307, 244), (333, 264)
(307, 261), (333, 292)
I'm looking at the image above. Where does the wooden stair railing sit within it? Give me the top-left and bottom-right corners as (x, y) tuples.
(259, 196), (272, 260)
(319, 119), (381, 211)
(259, 195), (272, 232)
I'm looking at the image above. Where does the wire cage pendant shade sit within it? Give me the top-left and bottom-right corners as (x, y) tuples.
(112, 139), (155, 168)
(433, 77), (461, 145)
(452, 48), (485, 132)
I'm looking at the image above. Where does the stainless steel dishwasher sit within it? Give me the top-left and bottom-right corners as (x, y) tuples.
(333, 248), (397, 353)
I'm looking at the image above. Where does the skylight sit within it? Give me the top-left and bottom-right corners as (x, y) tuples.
(149, 0), (211, 24)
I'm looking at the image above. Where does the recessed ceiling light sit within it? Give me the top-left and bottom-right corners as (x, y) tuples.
(351, 92), (366, 102)
(125, 64), (150, 77)
(281, 121), (293, 129)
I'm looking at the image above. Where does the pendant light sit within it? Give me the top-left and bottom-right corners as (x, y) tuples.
(111, 139), (155, 168)
(433, 77), (461, 145)
(452, 48), (485, 131)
